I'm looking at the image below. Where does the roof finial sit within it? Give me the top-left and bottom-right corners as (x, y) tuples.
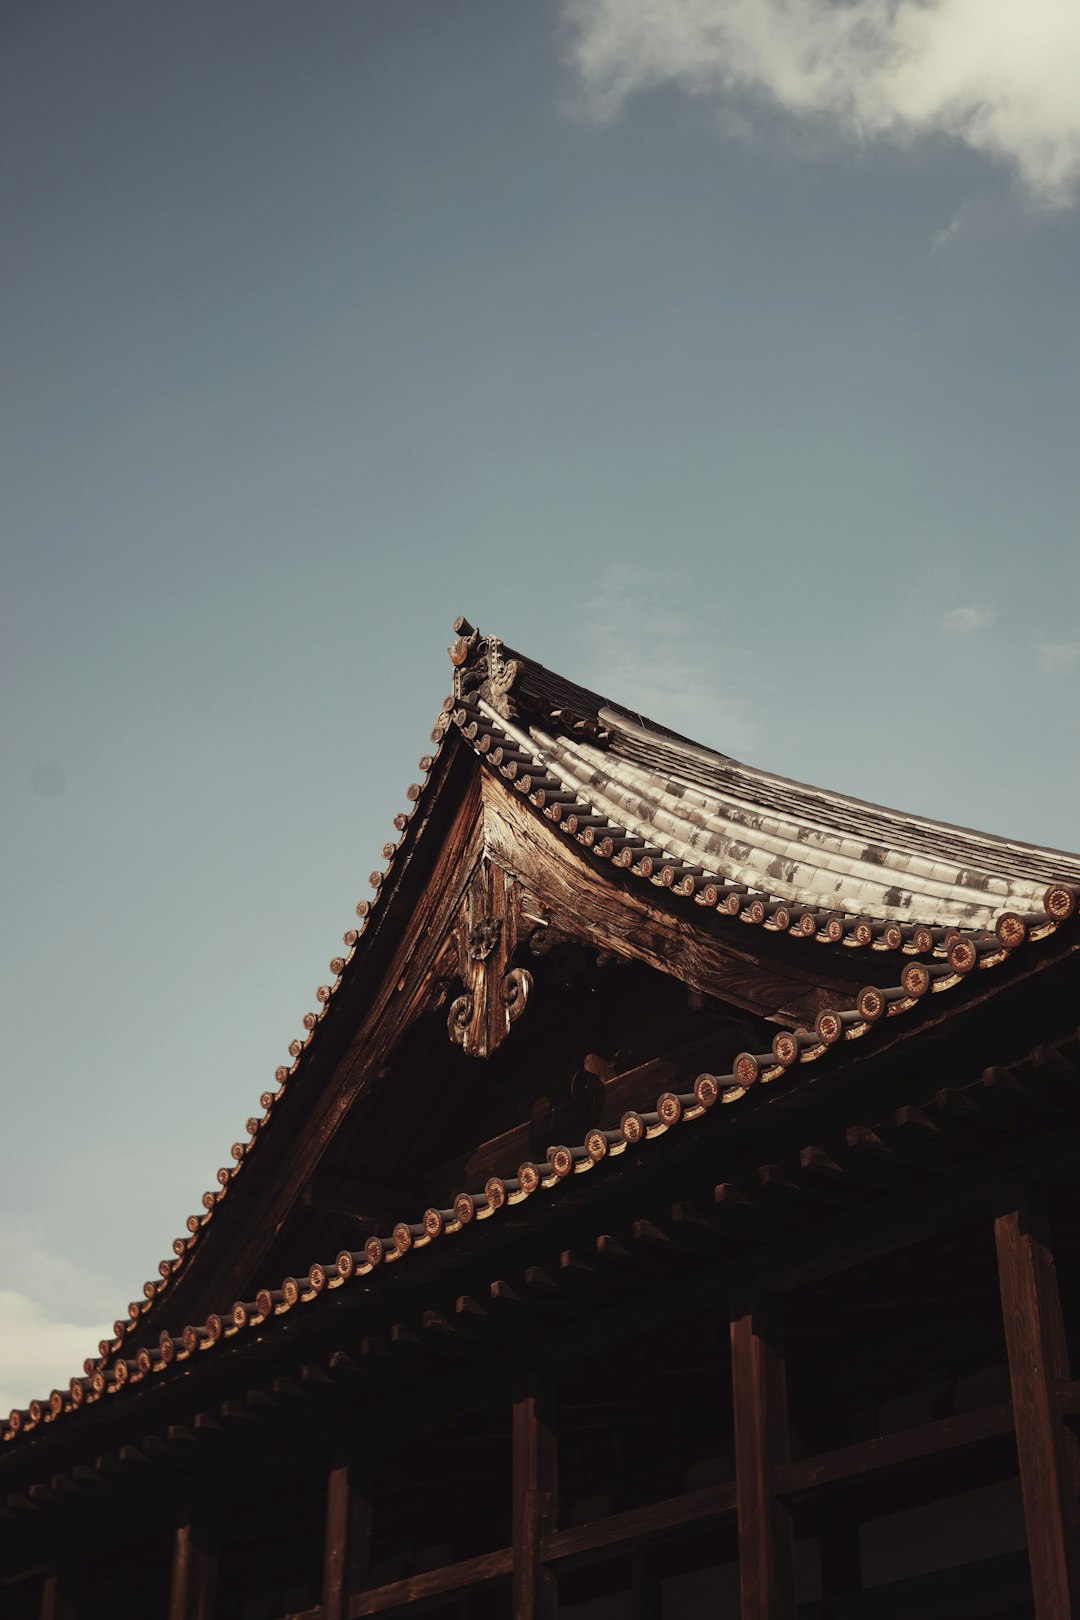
(449, 622), (521, 719)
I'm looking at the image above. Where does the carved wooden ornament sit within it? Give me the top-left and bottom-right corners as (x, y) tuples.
(444, 858), (537, 1058)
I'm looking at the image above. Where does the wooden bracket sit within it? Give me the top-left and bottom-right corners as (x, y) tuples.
(442, 858), (537, 1058)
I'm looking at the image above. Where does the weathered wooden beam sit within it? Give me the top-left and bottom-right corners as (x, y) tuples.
(775, 1128), (1080, 1296)
(348, 1546), (512, 1615)
(731, 1296), (795, 1620)
(322, 1456), (372, 1620)
(895, 1102), (984, 1155)
(756, 1163), (855, 1213)
(983, 1067), (1074, 1125)
(933, 1085), (1015, 1141)
(543, 1480), (737, 1566)
(512, 1379), (557, 1620)
(843, 1124), (936, 1179)
(521, 1266), (584, 1316)
(168, 1514), (217, 1620)
(995, 1196), (1080, 1618)
(714, 1183), (788, 1238)
(775, 1398), (1017, 1495)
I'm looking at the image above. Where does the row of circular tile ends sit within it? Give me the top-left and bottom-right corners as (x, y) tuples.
(454, 701), (1068, 958)
(9, 875), (1077, 1441)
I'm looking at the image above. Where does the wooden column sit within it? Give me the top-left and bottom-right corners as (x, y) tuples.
(322, 1455), (372, 1620)
(731, 1296), (795, 1620)
(168, 1514), (216, 1620)
(512, 1379), (557, 1620)
(995, 1197), (1080, 1617)
(39, 1569), (77, 1620)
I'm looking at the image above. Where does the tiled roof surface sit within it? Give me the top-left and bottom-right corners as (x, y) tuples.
(6, 619), (1079, 1447)
(457, 625), (1080, 934)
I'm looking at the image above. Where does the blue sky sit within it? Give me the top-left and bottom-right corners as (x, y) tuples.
(3, 0), (1079, 1412)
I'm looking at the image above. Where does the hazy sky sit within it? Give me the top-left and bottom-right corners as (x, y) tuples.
(3, 0), (1079, 1413)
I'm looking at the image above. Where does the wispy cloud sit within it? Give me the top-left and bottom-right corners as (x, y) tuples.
(937, 604), (996, 634)
(930, 214), (964, 255)
(564, 0), (1080, 206)
(1036, 640), (1080, 673)
(574, 571), (762, 755)
(0, 1292), (111, 1417)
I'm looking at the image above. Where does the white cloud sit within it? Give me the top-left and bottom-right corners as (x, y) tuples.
(0, 1291), (111, 1417)
(1036, 639), (1080, 673)
(0, 1223), (119, 1326)
(575, 571), (762, 755)
(937, 604), (996, 633)
(564, 0), (1080, 205)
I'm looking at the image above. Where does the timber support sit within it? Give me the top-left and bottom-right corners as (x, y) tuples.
(168, 1512), (216, 1620)
(322, 1454), (372, 1620)
(731, 1295), (795, 1620)
(512, 1376), (557, 1620)
(995, 1194), (1080, 1618)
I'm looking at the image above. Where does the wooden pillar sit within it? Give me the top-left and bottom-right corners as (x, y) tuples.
(731, 1296), (795, 1620)
(39, 1568), (77, 1620)
(995, 1197), (1080, 1618)
(322, 1455), (372, 1620)
(168, 1514), (217, 1620)
(512, 1378), (557, 1620)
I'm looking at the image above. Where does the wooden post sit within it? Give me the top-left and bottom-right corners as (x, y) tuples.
(731, 1295), (795, 1620)
(995, 1197), (1080, 1617)
(512, 1378), (557, 1620)
(168, 1514), (217, 1620)
(39, 1569), (77, 1620)
(322, 1455), (372, 1620)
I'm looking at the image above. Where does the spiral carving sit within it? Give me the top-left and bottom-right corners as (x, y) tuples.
(500, 966), (533, 1019)
(447, 992), (474, 1044)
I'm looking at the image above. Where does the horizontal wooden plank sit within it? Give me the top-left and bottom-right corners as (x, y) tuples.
(542, 1480), (736, 1565)
(776, 1400), (1016, 1496)
(348, 1548), (512, 1616)
(777, 1377), (1080, 1499)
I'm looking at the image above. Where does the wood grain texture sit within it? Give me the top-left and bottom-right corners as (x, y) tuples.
(512, 1380), (557, 1620)
(348, 1546), (512, 1615)
(168, 1517), (216, 1620)
(731, 1297), (795, 1620)
(322, 1458), (371, 1620)
(483, 781), (854, 1020)
(38, 1571), (76, 1620)
(543, 1480), (737, 1565)
(775, 1400), (1016, 1495)
(995, 1199), (1080, 1618)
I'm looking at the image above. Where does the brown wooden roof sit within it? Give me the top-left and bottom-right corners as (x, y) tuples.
(5, 618), (1079, 1450)
(452, 622), (1080, 931)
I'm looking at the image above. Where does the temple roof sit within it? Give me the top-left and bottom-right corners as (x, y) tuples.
(453, 623), (1080, 932)
(5, 619), (1080, 1450)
